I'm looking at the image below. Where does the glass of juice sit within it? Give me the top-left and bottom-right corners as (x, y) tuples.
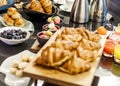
(114, 44), (120, 64)
(111, 62), (120, 76)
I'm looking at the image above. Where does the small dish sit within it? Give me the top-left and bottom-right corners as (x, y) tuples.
(0, 0), (15, 11)
(42, 23), (60, 33)
(37, 31), (53, 46)
(0, 50), (36, 86)
(0, 26), (30, 45)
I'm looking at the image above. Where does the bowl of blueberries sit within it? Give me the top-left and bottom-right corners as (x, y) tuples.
(0, 27), (30, 45)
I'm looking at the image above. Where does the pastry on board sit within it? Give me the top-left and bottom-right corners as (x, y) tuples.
(59, 55), (90, 74)
(35, 45), (72, 67)
(34, 27), (102, 74)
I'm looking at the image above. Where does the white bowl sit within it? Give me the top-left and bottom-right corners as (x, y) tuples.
(0, 27), (30, 45)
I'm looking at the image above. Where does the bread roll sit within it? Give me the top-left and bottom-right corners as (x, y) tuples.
(3, 13), (9, 22)
(7, 7), (17, 16)
(15, 18), (25, 27)
(15, 70), (23, 77)
(10, 67), (18, 74)
(12, 61), (20, 68)
(5, 17), (15, 26)
(18, 62), (28, 69)
(11, 12), (21, 19)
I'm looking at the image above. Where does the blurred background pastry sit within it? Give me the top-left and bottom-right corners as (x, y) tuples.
(39, 0), (52, 14)
(26, 0), (45, 13)
(0, 0), (7, 6)
(3, 7), (25, 27)
(7, 7), (17, 16)
(25, 0), (52, 14)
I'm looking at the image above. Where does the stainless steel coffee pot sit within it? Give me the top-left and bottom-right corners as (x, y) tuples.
(90, 0), (108, 22)
(70, 0), (89, 23)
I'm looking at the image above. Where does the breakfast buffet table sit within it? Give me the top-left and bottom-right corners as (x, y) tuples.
(0, 0), (120, 86)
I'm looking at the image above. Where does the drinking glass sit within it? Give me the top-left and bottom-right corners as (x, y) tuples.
(114, 44), (120, 64)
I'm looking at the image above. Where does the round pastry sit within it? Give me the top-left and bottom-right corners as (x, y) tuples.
(7, 7), (17, 16)
(10, 67), (18, 74)
(21, 53), (30, 62)
(5, 17), (15, 26)
(3, 13), (9, 22)
(12, 61), (20, 68)
(11, 12), (21, 19)
(15, 18), (25, 27)
(15, 70), (23, 77)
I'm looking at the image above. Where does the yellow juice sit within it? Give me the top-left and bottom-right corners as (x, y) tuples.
(117, 23), (120, 32)
(114, 45), (120, 60)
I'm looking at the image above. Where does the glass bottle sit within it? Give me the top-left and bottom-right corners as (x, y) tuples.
(70, 0), (89, 23)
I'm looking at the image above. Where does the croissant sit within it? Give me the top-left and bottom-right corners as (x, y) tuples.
(39, 0), (52, 14)
(35, 46), (72, 67)
(28, 0), (45, 13)
(77, 46), (99, 62)
(80, 39), (101, 50)
(32, 2), (45, 13)
(59, 55), (90, 74)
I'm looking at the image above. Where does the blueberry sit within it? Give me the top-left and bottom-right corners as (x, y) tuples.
(0, 29), (27, 40)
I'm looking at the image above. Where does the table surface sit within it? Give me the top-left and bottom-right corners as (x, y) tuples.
(0, 0), (120, 86)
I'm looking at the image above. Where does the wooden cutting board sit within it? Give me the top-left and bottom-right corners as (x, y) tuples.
(24, 28), (106, 86)
(23, 58), (100, 86)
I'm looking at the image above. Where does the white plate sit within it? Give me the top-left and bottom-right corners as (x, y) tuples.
(0, 50), (37, 86)
(0, 16), (34, 34)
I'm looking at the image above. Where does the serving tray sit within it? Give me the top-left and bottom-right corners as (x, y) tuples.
(23, 27), (106, 86)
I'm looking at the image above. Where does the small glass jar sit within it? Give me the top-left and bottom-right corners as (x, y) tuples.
(99, 54), (114, 70)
